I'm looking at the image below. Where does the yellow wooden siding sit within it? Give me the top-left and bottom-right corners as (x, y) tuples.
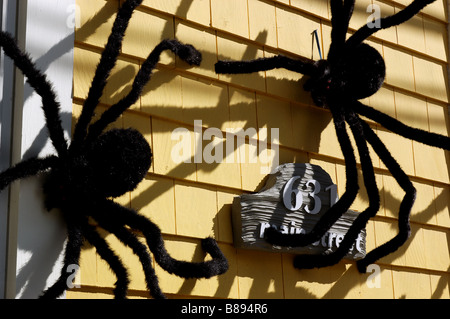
(68, 0), (449, 299)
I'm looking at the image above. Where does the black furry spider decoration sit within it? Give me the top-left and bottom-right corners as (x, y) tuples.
(0, 0), (228, 299)
(216, 0), (449, 273)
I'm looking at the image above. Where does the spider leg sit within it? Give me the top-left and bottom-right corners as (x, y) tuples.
(293, 108), (381, 269)
(90, 209), (165, 299)
(215, 55), (316, 76)
(0, 156), (57, 192)
(357, 121), (416, 273)
(328, 0), (355, 59)
(265, 103), (360, 247)
(71, 0), (144, 151)
(98, 199), (228, 279)
(39, 223), (84, 299)
(353, 101), (450, 150)
(85, 39), (203, 142)
(355, 117), (416, 273)
(0, 32), (68, 157)
(347, 0), (436, 47)
(82, 224), (130, 299)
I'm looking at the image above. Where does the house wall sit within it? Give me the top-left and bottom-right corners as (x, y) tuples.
(68, 0), (449, 299)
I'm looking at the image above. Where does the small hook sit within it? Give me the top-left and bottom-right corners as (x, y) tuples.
(312, 29), (322, 59)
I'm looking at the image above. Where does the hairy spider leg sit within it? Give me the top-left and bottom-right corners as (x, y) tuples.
(293, 107), (381, 269)
(106, 225), (165, 299)
(81, 224), (130, 299)
(347, 0), (436, 47)
(0, 32), (68, 157)
(353, 102), (450, 150)
(0, 156), (58, 192)
(71, 0), (144, 151)
(265, 103), (360, 247)
(40, 224), (84, 299)
(90, 204), (165, 299)
(215, 54), (316, 76)
(41, 220), (132, 299)
(356, 119), (417, 273)
(102, 200), (229, 279)
(86, 39), (202, 143)
(328, 0), (355, 59)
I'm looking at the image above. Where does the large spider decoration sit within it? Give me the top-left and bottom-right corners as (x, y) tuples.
(0, 0), (228, 299)
(215, 0), (449, 273)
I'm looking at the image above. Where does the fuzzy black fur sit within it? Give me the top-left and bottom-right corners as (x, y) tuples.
(0, 0), (228, 299)
(215, 0), (449, 272)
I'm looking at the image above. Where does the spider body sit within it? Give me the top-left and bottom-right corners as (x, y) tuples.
(305, 42), (386, 106)
(0, 0), (228, 299)
(43, 128), (151, 210)
(215, 0), (449, 273)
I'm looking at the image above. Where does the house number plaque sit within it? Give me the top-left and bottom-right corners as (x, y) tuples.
(232, 163), (366, 259)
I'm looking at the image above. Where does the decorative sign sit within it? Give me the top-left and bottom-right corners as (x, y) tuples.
(232, 163), (366, 260)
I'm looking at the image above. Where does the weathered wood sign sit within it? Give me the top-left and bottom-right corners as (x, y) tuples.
(232, 163), (366, 259)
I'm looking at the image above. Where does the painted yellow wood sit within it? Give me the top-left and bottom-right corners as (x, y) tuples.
(130, 176), (176, 235)
(216, 190), (239, 244)
(181, 76), (229, 129)
(423, 17), (448, 62)
(237, 249), (284, 298)
(392, 268), (432, 299)
(140, 69), (184, 122)
(429, 272), (450, 299)
(196, 135), (242, 189)
(377, 128), (415, 176)
(421, 0), (447, 22)
(142, 0), (211, 27)
(226, 87), (258, 134)
(434, 186), (450, 228)
(395, 6), (426, 53)
(422, 227), (450, 272)
(248, 0), (277, 48)
(239, 140), (272, 191)
(73, 47), (140, 106)
(256, 94), (294, 148)
(276, 6), (321, 58)
(174, 181), (218, 238)
(210, 0), (249, 39)
(122, 9), (175, 65)
(367, 87), (397, 122)
(151, 118), (197, 181)
(383, 45), (415, 92)
(290, 0), (329, 19)
(413, 56), (449, 103)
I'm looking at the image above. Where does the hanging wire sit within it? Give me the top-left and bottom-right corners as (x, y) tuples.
(313, 29), (323, 59)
